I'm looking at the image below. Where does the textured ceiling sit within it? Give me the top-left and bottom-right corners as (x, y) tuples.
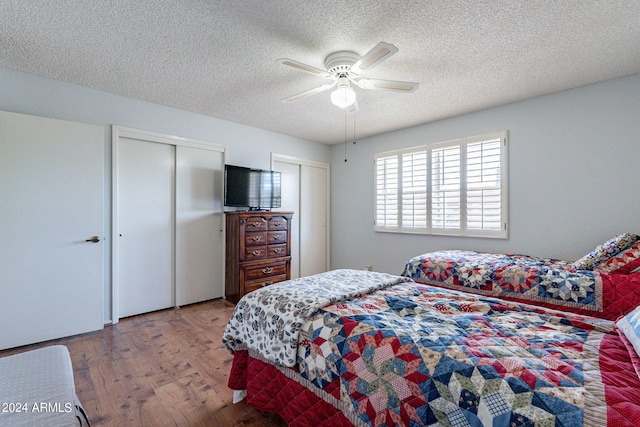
(1, 1), (639, 144)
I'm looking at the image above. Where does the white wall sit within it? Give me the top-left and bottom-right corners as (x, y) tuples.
(330, 73), (640, 275)
(0, 68), (331, 322)
(4, 68), (639, 318)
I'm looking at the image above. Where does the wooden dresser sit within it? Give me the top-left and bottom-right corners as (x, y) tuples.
(224, 211), (293, 304)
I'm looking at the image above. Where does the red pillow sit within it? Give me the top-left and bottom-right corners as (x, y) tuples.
(600, 272), (640, 320)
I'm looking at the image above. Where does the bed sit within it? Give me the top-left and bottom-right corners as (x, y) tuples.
(401, 250), (640, 322)
(223, 235), (640, 426)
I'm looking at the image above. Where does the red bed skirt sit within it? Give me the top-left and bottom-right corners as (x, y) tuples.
(228, 350), (353, 427)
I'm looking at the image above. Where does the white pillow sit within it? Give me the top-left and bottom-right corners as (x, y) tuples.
(617, 306), (640, 358)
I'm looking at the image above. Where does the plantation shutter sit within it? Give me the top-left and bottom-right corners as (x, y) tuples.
(466, 136), (503, 232)
(431, 144), (461, 230)
(401, 149), (428, 230)
(375, 154), (399, 229)
(374, 130), (507, 238)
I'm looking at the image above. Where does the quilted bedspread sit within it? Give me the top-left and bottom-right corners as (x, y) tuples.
(223, 269), (412, 366)
(401, 250), (604, 314)
(227, 271), (640, 426)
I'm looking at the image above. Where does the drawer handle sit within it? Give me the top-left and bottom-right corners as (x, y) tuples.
(274, 221), (281, 226)
(252, 236), (262, 241)
(252, 221), (261, 227)
(252, 250), (261, 256)
(261, 267), (273, 274)
(273, 235), (282, 240)
(261, 281), (273, 287)
(273, 248), (282, 254)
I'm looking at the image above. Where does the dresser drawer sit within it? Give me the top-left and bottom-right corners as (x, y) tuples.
(245, 232), (267, 246)
(244, 245), (267, 260)
(268, 216), (289, 230)
(244, 216), (267, 231)
(244, 274), (287, 294)
(268, 244), (287, 258)
(243, 262), (288, 281)
(268, 231), (287, 244)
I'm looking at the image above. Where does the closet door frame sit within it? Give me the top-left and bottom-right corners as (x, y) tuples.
(112, 126), (225, 324)
(271, 153), (331, 275)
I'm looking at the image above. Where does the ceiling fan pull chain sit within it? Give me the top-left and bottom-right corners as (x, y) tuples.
(344, 107), (348, 162)
(353, 111), (357, 145)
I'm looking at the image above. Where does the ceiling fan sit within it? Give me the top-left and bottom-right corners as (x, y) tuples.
(278, 42), (419, 111)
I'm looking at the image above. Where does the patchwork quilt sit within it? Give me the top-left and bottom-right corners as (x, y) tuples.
(223, 269), (412, 366)
(401, 250), (604, 314)
(226, 270), (640, 426)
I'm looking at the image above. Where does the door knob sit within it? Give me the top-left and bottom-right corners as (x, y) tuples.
(85, 236), (100, 243)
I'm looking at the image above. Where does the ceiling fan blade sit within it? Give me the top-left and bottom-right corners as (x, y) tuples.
(356, 78), (419, 92)
(351, 42), (398, 74)
(281, 82), (336, 103)
(277, 58), (332, 78)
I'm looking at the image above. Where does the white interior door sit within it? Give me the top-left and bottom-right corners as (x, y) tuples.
(0, 111), (104, 350)
(116, 137), (175, 318)
(176, 146), (224, 305)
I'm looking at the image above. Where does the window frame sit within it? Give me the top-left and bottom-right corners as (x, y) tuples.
(374, 130), (508, 238)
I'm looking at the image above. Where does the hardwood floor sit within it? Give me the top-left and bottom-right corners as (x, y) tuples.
(0, 299), (287, 427)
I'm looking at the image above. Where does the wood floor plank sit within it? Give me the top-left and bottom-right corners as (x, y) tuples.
(0, 299), (287, 426)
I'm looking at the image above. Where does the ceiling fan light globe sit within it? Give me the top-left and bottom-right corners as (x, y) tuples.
(331, 86), (356, 108)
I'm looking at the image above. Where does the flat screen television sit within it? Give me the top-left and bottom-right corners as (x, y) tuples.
(224, 164), (282, 210)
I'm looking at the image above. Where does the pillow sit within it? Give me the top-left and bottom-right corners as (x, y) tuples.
(617, 306), (640, 358)
(596, 240), (640, 274)
(572, 233), (639, 270)
(600, 272), (640, 320)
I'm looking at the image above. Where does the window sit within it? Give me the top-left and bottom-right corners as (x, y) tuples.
(375, 130), (508, 238)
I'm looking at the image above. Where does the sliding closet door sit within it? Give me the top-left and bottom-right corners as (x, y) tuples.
(272, 156), (329, 279)
(113, 127), (225, 321)
(300, 164), (328, 277)
(116, 137), (175, 318)
(273, 160), (301, 278)
(0, 111), (104, 350)
(175, 146), (224, 305)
